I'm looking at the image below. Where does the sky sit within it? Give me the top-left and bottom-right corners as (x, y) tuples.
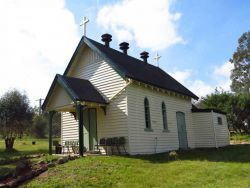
(0, 0), (249, 106)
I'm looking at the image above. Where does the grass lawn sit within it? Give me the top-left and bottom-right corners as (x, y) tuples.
(230, 133), (250, 143)
(0, 138), (59, 181)
(24, 144), (250, 188)
(1, 136), (249, 187)
(0, 138), (49, 161)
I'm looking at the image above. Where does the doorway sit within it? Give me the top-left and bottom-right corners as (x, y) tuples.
(176, 111), (188, 149)
(83, 108), (97, 151)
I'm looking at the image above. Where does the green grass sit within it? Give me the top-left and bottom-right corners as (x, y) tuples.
(230, 133), (250, 143)
(1, 136), (249, 187)
(0, 138), (59, 181)
(24, 144), (250, 188)
(0, 138), (49, 161)
(0, 164), (16, 180)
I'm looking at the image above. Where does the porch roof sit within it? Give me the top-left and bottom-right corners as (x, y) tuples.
(42, 74), (108, 110)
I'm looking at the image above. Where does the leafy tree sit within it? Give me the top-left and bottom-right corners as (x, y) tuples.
(31, 115), (47, 138)
(230, 31), (250, 93)
(199, 89), (250, 133)
(0, 89), (34, 150)
(30, 112), (61, 138)
(52, 112), (61, 138)
(199, 89), (232, 112)
(233, 94), (250, 133)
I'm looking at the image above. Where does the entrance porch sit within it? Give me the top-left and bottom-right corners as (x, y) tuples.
(42, 74), (108, 156)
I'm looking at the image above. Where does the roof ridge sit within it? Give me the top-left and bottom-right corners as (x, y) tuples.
(85, 37), (161, 69)
(64, 36), (198, 100)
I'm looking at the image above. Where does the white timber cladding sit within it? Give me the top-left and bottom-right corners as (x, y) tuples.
(126, 84), (195, 155)
(213, 112), (230, 147)
(61, 112), (78, 146)
(192, 112), (216, 148)
(68, 46), (127, 100)
(61, 46), (129, 149)
(46, 84), (73, 111)
(97, 90), (129, 153)
(191, 112), (230, 148)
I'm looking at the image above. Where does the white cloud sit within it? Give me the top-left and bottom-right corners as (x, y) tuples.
(0, 0), (80, 106)
(169, 69), (192, 85)
(214, 61), (233, 77)
(187, 80), (214, 98)
(97, 0), (183, 51)
(170, 69), (214, 98)
(213, 61), (233, 91)
(169, 62), (233, 99)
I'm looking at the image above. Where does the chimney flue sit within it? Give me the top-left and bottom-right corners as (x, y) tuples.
(101, 33), (112, 47)
(119, 42), (129, 54)
(140, 51), (149, 63)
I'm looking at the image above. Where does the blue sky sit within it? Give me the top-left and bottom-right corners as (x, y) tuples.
(1, 0), (249, 106)
(67, 0), (250, 96)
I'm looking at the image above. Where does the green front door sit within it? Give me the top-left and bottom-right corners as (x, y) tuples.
(89, 108), (97, 150)
(176, 111), (188, 149)
(83, 110), (90, 150)
(83, 108), (97, 151)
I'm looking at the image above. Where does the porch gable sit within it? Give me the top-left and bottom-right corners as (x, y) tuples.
(42, 74), (108, 111)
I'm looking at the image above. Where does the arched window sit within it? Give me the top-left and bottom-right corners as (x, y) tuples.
(144, 97), (151, 129)
(162, 102), (168, 130)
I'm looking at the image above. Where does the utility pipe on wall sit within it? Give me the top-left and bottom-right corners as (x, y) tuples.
(211, 110), (218, 148)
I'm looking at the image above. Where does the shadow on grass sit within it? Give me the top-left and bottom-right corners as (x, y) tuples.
(119, 144), (250, 164)
(0, 149), (48, 162)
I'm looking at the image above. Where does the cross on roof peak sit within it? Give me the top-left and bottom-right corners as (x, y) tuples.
(154, 52), (161, 67)
(80, 17), (89, 36)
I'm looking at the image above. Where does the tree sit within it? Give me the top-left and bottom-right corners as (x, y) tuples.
(52, 112), (61, 138)
(30, 112), (61, 138)
(0, 89), (34, 150)
(230, 31), (250, 93)
(31, 115), (47, 138)
(231, 93), (250, 133)
(199, 89), (250, 133)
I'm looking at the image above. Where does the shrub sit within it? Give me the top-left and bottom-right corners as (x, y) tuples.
(168, 151), (178, 160)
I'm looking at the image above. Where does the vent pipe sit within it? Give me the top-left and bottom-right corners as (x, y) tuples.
(101, 33), (112, 47)
(140, 51), (149, 63)
(119, 42), (129, 54)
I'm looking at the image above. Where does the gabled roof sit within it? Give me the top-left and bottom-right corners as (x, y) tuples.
(64, 37), (199, 100)
(42, 74), (108, 110)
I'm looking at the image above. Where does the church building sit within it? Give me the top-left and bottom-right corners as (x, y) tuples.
(42, 33), (230, 156)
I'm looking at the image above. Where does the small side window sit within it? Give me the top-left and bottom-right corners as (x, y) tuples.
(217, 117), (222, 125)
(162, 102), (168, 130)
(144, 97), (151, 129)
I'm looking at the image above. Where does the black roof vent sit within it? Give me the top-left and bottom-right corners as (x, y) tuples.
(140, 51), (149, 63)
(119, 42), (129, 55)
(101, 33), (112, 47)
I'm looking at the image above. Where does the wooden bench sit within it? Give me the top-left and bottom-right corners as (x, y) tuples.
(98, 137), (126, 155)
(62, 140), (79, 154)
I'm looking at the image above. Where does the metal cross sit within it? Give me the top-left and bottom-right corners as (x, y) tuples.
(154, 52), (161, 67)
(80, 17), (89, 36)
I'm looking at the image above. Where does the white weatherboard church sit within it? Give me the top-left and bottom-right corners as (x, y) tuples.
(42, 32), (230, 156)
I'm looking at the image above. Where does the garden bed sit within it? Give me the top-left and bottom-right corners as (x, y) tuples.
(0, 154), (79, 187)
